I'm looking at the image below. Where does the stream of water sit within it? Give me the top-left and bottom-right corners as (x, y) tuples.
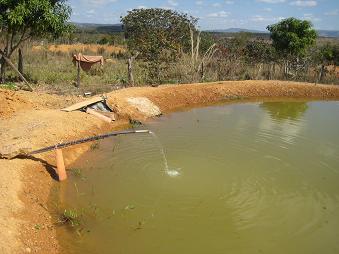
(50, 101), (339, 254)
(149, 131), (181, 177)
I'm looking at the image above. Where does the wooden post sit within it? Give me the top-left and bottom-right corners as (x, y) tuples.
(128, 57), (134, 86)
(127, 53), (139, 86)
(318, 64), (325, 83)
(200, 61), (204, 80)
(55, 149), (67, 181)
(76, 60), (80, 87)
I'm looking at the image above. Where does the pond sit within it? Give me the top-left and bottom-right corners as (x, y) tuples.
(50, 101), (339, 254)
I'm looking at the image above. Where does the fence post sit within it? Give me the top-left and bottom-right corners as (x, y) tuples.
(200, 61), (204, 81)
(128, 57), (134, 86)
(76, 60), (80, 87)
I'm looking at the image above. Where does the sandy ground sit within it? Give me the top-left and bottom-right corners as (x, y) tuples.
(1, 80), (339, 253)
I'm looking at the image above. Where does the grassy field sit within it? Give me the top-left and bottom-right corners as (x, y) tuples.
(2, 39), (339, 95)
(6, 43), (134, 94)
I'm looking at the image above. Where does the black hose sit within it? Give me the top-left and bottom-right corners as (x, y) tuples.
(29, 129), (150, 155)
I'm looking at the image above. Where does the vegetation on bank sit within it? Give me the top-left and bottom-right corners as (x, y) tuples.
(1, 3), (339, 95)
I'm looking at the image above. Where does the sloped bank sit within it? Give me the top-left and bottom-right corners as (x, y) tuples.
(1, 80), (339, 254)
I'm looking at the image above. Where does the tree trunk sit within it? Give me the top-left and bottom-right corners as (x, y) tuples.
(18, 48), (23, 76)
(0, 49), (32, 91)
(0, 56), (5, 83)
(318, 64), (325, 83)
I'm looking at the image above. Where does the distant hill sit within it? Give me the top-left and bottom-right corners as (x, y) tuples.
(207, 28), (339, 39)
(72, 23), (123, 33)
(206, 28), (268, 34)
(317, 30), (339, 38)
(72, 23), (339, 38)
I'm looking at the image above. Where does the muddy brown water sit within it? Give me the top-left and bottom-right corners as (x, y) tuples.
(50, 101), (339, 254)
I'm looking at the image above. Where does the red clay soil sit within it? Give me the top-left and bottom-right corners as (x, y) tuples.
(1, 80), (339, 254)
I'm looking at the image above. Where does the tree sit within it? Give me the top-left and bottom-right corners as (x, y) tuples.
(267, 18), (317, 78)
(121, 8), (197, 84)
(245, 40), (277, 79)
(267, 17), (317, 58)
(0, 0), (73, 83)
(311, 43), (339, 82)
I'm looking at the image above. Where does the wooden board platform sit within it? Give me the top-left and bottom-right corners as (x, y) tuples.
(61, 96), (104, 112)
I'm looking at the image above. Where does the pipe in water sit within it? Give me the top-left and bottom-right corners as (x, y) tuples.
(56, 149), (67, 181)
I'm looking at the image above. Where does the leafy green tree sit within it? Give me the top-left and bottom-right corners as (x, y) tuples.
(267, 18), (317, 78)
(121, 8), (197, 84)
(0, 0), (73, 83)
(267, 17), (317, 58)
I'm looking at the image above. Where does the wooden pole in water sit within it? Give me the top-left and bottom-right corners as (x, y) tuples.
(55, 149), (67, 181)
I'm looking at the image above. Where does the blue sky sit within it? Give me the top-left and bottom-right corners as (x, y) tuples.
(69, 0), (339, 30)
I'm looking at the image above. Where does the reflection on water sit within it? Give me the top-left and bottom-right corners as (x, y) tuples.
(260, 101), (308, 121)
(50, 101), (339, 254)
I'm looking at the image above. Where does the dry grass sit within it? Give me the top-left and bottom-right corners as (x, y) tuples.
(2, 40), (338, 96)
(326, 65), (339, 78)
(32, 43), (126, 55)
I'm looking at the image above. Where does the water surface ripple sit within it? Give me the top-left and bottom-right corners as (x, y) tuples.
(51, 101), (339, 254)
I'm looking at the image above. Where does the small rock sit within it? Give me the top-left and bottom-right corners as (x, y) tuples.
(127, 97), (161, 117)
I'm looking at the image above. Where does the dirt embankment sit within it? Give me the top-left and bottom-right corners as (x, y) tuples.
(1, 80), (339, 254)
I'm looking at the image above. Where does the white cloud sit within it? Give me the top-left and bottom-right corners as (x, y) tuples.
(290, 1), (317, 7)
(212, 2), (221, 7)
(85, 10), (95, 17)
(137, 5), (147, 9)
(264, 7), (272, 11)
(161, 6), (174, 9)
(196, 0), (204, 5)
(250, 15), (281, 22)
(86, 0), (117, 5)
(256, 0), (285, 3)
(302, 13), (321, 22)
(168, 0), (178, 6)
(207, 11), (230, 18)
(324, 9), (339, 16)
(225, 0), (234, 4)
(251, 15), (266, 21)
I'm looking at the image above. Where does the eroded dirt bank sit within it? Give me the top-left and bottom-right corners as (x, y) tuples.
(1, 80), (339, 253)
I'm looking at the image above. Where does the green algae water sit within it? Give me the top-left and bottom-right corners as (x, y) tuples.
(50, 101), (339, 254)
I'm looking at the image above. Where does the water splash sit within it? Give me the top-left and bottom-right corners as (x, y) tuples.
(149, 131), (181, 177)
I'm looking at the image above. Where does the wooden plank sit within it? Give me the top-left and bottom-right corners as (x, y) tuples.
(61, 96), (104, 112)
(86, 108), (113, 123)
(96, 111), (116, 121)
